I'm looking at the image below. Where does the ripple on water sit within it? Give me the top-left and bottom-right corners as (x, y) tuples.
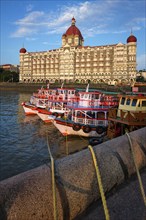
(0, 90), (89, 181)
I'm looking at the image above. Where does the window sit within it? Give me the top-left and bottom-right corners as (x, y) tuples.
(126, 98), (131, 105)
(97, 112), (105, 119)
(142, 101), (146, 107)
(132, 99), (137, 106)
(121, 97), (125, 105)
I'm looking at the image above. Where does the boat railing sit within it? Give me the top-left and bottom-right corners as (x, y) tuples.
(73, 116), (108, 126)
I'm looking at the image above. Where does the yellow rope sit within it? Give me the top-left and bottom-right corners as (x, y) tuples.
(88, 145), (110, 220)
(47, 135), (58, 220)
(126, 132), (146, 206)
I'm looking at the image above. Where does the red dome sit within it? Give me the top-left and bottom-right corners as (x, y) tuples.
(66, 26), (83, 39)
(127, 35), (137, 43)
(19, 48), (27, 53)
(65, 18), (83, 39)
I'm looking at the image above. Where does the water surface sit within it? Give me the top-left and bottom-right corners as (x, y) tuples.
(0, 90), (88, 181)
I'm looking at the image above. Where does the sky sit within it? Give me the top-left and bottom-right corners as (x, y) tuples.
(0, 0), (146, 70)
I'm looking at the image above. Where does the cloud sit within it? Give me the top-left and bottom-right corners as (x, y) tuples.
(11, 11), (45, 37)
(125, 17), (146, 31)
(15, 11), (45, 26)
(47, 1), (116, 27)
(11, 27), (37, 37)
(11, 1), (117, 38)
(11, 0), (145, 40)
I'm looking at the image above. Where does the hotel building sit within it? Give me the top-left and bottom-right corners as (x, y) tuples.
(19, 17), (137, 84)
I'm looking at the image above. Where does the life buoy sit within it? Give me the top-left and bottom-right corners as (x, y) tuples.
(96, 126), (105, 134)
(89, 137), (103, 146)
(72, 123), (81, 131)
(82, 125), (91, 133)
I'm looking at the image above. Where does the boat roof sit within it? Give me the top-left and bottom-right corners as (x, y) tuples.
(118, 94), (146, 99)
(57, 88), (75, 90)
(79, 91), (101, 95)
(67, 105), (109, 111)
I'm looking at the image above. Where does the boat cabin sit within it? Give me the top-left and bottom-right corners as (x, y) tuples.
(78, 91), (102, 107)
(70, 107), (108, 127)
(107, 94), (146, 139)
(117, 94), (146, 117)
(57, 88), (76, 100)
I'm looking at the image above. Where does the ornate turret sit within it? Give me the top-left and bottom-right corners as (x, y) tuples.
(19, 48), (27, 53)
(127, 32), (137, 44)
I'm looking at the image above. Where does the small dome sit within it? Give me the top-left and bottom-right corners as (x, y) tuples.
(19, 48), (27, 53)
(127, 34), (137, 43)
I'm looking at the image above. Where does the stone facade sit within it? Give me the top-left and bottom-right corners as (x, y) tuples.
(19, 18), (137, 84)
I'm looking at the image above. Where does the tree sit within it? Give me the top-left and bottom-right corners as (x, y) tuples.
(136, 75), (145, 82)
(0, 70), (19, 82)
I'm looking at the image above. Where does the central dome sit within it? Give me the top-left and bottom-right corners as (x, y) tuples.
(65, 17), (83, 39)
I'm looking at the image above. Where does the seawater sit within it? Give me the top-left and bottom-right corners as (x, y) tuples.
(0, 90), (89, 181)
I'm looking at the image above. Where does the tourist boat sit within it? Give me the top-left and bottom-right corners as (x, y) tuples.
(31, 84), (78, 105)
(21, 101), (46, 115)
(52, 87), (119, 137)
(53, 106), (108, 137)
(37, 101), (70, 123)
(21, 83), (78, 115)
(107, 94), (146, 139)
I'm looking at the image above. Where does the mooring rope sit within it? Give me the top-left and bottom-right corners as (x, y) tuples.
(126, 132), (146, 206)
(88, 145), (110, 220)
(47, 135), (58, 220)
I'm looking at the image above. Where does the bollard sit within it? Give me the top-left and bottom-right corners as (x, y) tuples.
(0, 127), (146, 220)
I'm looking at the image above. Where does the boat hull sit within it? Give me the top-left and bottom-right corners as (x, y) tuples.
(37, 112), (54, 123)
(22, 105), (38, 115)
(53, 120), (106, 137)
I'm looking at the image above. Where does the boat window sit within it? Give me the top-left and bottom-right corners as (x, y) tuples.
(142, 101), (146, 106)
(97, 112), (105, 119)
(132, 99), (137, 106)
(95, 94), (99, 99)
(126, 98), (131, 105)
(121, 97), (125, 105)
(87, 111), (93, 118)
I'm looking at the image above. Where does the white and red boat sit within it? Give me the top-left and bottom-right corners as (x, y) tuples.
(52, 88), (119, 137)
(21, 84), (78, 115)
(37, 101), (70, 123)
(37, 108), (55, 123)
(21, 102), (47, 115)
(53, 107), (108, 137)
